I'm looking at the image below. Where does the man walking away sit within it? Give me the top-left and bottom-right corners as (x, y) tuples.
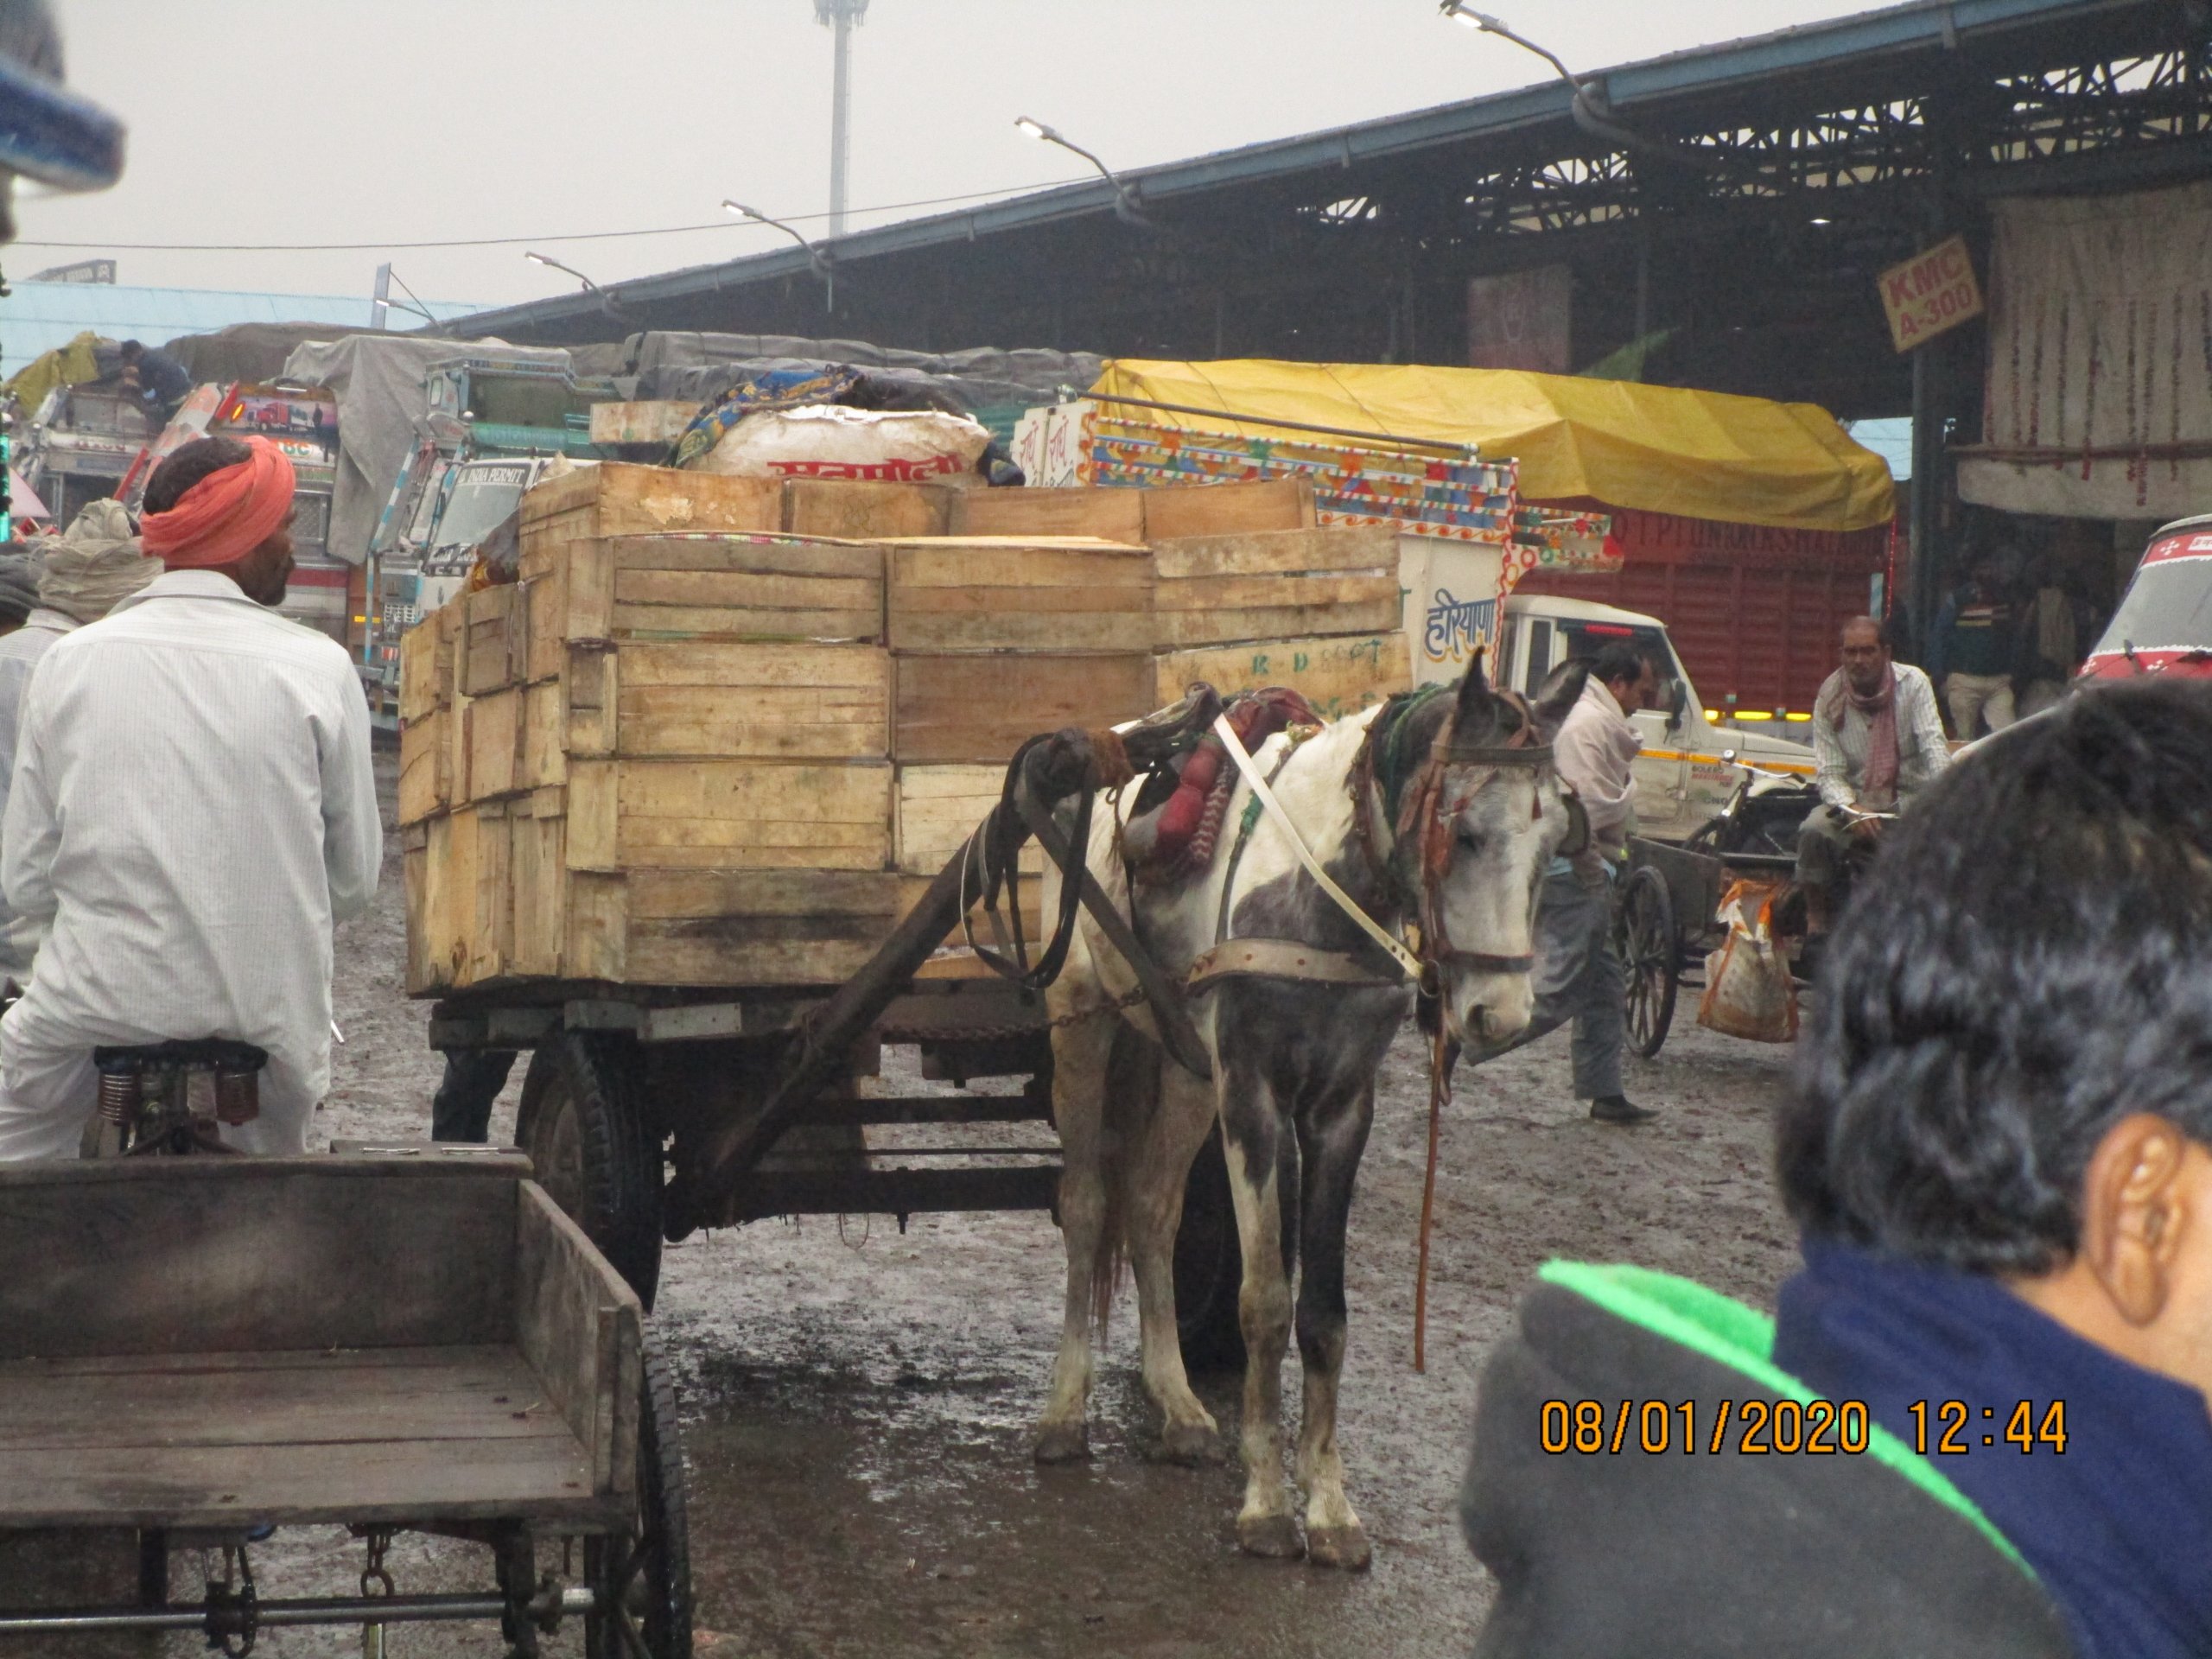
(1929, 555), (2023, 737)
(0, 435), (379, 1160)
(0, 498), (159, 979)
(1797, 616), (1949, 936)
(1468, 642), (1657, 1125)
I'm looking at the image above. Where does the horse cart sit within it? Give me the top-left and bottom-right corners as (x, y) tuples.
(0, 1153), (690, 1657)
(1613, 756), (1827, 1057)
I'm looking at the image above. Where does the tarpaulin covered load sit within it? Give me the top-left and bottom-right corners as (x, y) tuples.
(1090, 359), (1894, 533)
(626, 333), (1098, 416)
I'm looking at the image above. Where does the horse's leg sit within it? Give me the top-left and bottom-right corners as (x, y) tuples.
(1127, 1058), (1225, 1466)
(1294, 1083), (1376, 1570)
(1033, 1005), (1114, 1463)
(1221, 1070), (1300, 1557)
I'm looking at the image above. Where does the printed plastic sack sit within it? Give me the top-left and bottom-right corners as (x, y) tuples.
(1696, 879), (1798, 1043)
(693, 404), (988, 484)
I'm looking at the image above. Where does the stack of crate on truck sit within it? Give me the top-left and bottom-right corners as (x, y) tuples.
(401, 461), (1411, 1338)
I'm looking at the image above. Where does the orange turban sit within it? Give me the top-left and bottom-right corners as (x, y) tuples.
(140, 437), (296, 569)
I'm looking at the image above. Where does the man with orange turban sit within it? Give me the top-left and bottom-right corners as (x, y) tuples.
(0, 435), (380, 1159)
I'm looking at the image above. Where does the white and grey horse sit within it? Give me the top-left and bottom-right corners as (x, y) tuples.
(1031, 658), (1580, 1568)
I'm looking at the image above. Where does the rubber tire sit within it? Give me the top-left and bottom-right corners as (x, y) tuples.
(1173, 1132), (1246, 1374)
(586, 1341), (694, 1659)
(1618, 865), (1680, 1059)
(517, 1032), (665, 1310)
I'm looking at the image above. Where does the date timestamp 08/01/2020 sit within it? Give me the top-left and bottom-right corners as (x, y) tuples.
(1539, 1398), (2069, 1456)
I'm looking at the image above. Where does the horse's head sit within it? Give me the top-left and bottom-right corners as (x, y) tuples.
(1413, 654), (1584, 1046)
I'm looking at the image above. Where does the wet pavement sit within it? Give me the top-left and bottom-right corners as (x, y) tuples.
(3, 759), (1804, 1656)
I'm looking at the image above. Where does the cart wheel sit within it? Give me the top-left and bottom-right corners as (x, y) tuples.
(588, 1342), (694, 1659)
(1173, 1131), (1244, 1374)
(518, 1033), (664, 1310)
(1617, 866), (1680, 1059)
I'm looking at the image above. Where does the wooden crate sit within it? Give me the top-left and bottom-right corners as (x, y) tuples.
(1154, 632), (1411, 720)
(397, 709), (448, 828)
(563, 639), (888, 763)
(460, 585), (528, 696)
(567, 867), (906, 987)
(588, 400), (697, 446)
(885, 537), (1153, 652)
(565, 758), (892, 873)
(519, 534), (883, 644)
(950, 486), (1146, 543)
(1142, 478), (1316, 540)
(895, 765), (1045, 876)
(397, 614), (448, 721)
(517, 462), (782, 556)
(1151, 525), (1400, 647)
(784, 479), (952, 540)
(892, 651), (1153, 764)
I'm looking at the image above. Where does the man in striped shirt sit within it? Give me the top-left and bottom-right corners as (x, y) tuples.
(1798, 616), (1950, 934)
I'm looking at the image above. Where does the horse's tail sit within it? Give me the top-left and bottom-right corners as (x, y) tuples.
(1089, 1017), (1160, 1338)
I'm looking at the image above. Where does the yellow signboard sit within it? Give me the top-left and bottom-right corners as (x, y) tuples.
(1879, 234), (1985, 353)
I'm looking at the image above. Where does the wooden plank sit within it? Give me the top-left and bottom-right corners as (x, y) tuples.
(0, 1166), (518, 1362)
(565, 759), (619, 872)
(469, 799), (514, 985)
(515, 1182), (641, 1498)
(519, 681), (568, 791)
(1154, 631), (1411, 720)
(615, 868), (905, 987)
(564, 871), (630, 982)
(461, 585), (523, 697)
(1154, 572), (1402, 612)
(612, 641), (888, 760)
(1151, 589), (1403, 648)
(1151, 524), (1398, 581)
(784, 479), (952, 539)
(608, 760), (893, 870)
(565, 644), (618, 759)
(610, 536), (883, 579)
(1141, 477), (1315, 540)
(524, 564), (569, 681)
(894, 874), (1043, 952)
(896, 765), (1044, 875)
(950, 485), (1147, 543)
(518, 461), (783, 537)
(887, 539), (1154, 652)
(402, 820), (436, 994)
(565, 538), (614, 639)
(893, 652), (1154, 764)
(398, 614), (446, 720)
(588, 399), (696, 446)
(397, 708), (448, 827)
(465, 686), (524, 802)
(510, 789), (568, 978)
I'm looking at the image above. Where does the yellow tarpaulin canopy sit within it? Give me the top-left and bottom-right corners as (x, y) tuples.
(1090, 359), (1895, 533)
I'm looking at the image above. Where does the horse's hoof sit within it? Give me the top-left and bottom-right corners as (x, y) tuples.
(1148, 1422), (1227, 1467)
(1306, 1525), (1373, 1572)
(1236, 1514), (1305, 1560)
(1033, 1423), (1090, 1465)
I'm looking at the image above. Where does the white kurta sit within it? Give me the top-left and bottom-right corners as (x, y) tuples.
(0, 571), (380, 1160)
(0, 607), (78, 977)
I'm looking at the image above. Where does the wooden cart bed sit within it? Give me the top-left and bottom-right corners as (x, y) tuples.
(0, 1157), (641, 1531)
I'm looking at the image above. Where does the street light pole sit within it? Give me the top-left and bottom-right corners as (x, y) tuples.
(523, 251), (632, 327)
(723, 200), (836, 314)
(1014, 117), (1148, 227)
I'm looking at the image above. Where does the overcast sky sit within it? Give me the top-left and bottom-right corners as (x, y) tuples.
(18, 0), (1874, 311)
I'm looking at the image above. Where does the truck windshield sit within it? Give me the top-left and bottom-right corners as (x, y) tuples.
(2094, 555), (2212, 655)
(432, 462), (533, 554)
(1554, 619), (1688, 714)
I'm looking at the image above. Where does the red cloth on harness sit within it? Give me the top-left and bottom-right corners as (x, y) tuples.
(140, 437), (296, 569)
(1144, 688), (1321, 881)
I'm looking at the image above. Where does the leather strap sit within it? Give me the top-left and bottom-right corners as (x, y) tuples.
(1187, 938), (1406, 994)
(1212, 713), (1423, 983)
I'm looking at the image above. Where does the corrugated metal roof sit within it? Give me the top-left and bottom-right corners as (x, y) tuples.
(0, 283), (480, 376)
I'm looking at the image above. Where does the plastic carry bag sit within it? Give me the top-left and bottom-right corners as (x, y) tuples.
(1696, 878), (1798, 1043)
(693, 404), (989, 483)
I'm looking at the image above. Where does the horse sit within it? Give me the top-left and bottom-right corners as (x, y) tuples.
(1029, 656), (1583, 1568)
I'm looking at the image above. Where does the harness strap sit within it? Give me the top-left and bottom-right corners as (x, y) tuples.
(1187, 938), (1405, 994)
(1212, 712), (1424, 984)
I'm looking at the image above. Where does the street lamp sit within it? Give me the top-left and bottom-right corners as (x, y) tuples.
(1438, 3), (1714, 173)
(1014, 116), (1148, 226)
(524, 251), (632, 324)
(723, 200), (836, 313)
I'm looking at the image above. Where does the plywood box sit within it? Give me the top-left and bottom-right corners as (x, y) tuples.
(894, 765), (1046, 876)
(563, 639), (888, 763)
(784, 479), (952, 540)
(892, 651), (1154, 764)
(461, 584), (527, 698)
(518, 462), (782, 556)
(1151, 524), (1400, 647)
(885, 537), (1153, 652)
(950, 486), (1147, 543)
(1141, 478), (1316, 541)
(588, 400), (697, 446)
(564, 757), (893, 873)
(398, 615), (448, 721)
(524, 534), (883, 644)
(397, 709), (448, 828)
(1154, 632), (1411, 721)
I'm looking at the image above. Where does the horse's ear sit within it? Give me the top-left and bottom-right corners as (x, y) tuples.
(1531, 659), (1590, 740)
(1452, 646), (1499, 736)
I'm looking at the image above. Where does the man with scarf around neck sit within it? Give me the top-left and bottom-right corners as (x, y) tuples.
(1797, 615), (1948, 935)
(0, 435), (378, 1159)
(1461, 683), (2212, 1659)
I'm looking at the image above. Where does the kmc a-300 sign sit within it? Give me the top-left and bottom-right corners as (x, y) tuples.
(1878, 234), (1984, 353)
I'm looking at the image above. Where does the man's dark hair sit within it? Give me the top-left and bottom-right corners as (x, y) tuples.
(1840, 614), (1890, 650)
(118, 339), (143, 359)
(143, 435), (251, 516)
(1777, 681), (2212, 1274)
(1589, 642), (1652, 690)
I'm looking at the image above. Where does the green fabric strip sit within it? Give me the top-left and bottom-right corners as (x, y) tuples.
(1537, 1260), (2030, 1573)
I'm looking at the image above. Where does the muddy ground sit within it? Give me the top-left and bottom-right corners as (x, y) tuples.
(6, 759), (1805, 1656)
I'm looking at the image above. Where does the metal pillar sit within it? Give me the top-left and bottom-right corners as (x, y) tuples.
(817, 0), (871, 238)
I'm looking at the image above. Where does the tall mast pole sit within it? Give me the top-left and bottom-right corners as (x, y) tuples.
(816, 0), (870, 238)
